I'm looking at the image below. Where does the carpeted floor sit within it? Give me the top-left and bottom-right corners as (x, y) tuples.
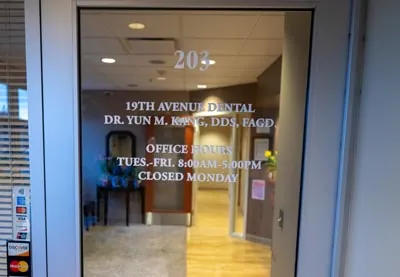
(83, 192), (186, 277)
(83, 225), (186, 277)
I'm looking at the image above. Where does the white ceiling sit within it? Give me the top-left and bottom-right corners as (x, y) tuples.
(80, 10), (285, 91)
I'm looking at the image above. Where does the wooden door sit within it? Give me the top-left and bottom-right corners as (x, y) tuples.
(144, 116), (193, 214)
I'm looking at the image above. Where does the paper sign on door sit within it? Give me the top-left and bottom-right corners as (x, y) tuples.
(251, 179), (266, 200)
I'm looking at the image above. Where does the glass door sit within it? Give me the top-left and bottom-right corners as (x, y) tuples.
(30, 1), (354, 277)
(78, 8), (310, 277)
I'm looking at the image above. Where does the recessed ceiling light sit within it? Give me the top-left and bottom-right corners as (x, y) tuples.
(149, 59), (166, 65)
(128, 22), (145, 30)
(197, 84), (207, 89)
(157, 76), (167, 81)
(201, 59), (216, 65)
(101, 58), (116, 64)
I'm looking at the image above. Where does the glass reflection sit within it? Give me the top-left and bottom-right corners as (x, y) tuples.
(80, 9), (311, 277)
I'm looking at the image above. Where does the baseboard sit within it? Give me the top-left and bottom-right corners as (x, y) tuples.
(246, 234), (272, 246)
(147, 212), (190, 226)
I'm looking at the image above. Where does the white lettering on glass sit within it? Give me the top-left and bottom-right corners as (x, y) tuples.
(126, 115), (152, 125)
(174, 50), (211, 71)
(104, 115), (124, 125)
(137, 171), (239, 183)
(210, 117), (237, 127)
(157, 102), (204, 112)
(144, 144), (232, 155)
(207, 103), (255, 113)
(175, 159), (262, 170)
(171, 116), (207, 127)
(116, 157), (146, 167)
(242, 118), (275, 128)
(100, 98), (278, 184)
(125, 101), (155, 111)
(123, 102), (258, 115)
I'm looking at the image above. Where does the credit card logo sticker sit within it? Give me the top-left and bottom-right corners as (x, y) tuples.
(9, 260), (29, 273)
(16, 215), (27, 221)
(16, 207), (27, 214)
(10, 261), (19, 272)
(16, 233), (28, 240)
(16, 197), (26, 206)
(18, 261), (29, 272)
(16, 227), (28, 232)
(8, 243), (29, 256)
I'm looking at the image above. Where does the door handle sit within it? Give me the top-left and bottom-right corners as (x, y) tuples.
(277, 209), (284, 230)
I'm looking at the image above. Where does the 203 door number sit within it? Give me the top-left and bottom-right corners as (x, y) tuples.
(174, 50), (211, 71)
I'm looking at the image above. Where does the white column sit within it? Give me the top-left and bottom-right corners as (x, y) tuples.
(40, 0), (80, 276)
(344, 0), (400, 276)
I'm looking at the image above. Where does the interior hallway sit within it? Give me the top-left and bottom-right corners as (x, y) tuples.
(187, 189), (271, 277)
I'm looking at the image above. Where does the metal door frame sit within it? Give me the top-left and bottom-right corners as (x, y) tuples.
(25, 1), (361, 277)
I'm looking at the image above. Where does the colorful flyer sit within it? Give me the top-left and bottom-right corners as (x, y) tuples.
(251, 179), (266, 200)
(12, 186), (31, 242)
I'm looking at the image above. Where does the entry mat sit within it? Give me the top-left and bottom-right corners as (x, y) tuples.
(83, 225), (186, 277)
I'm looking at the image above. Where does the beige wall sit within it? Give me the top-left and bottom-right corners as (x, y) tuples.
(344, 1), (400, 276)
(239, 114), (251, 211)
(190, 83), (257, 105)
(256, 56), (282, 109)
(195, 117), (232, 190)
(256, 55), (282, 149)
(244, 56), (281, 240)
(274, 117), (280, 150)
(271, 12), (311, 277)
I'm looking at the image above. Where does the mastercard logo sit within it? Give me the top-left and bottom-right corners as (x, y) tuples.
(10, 260), (29, 272)
(16, 207), (27, 214)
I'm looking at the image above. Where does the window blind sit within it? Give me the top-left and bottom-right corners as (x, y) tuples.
(0, 1), (29, 276)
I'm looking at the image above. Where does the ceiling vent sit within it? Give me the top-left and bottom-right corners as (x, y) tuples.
(124, 38), (179, 55)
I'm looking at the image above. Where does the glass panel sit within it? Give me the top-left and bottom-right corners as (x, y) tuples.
(152, 126), (186, 210)
(0, 1), (31, 277)
(80, 9), (311, 277)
